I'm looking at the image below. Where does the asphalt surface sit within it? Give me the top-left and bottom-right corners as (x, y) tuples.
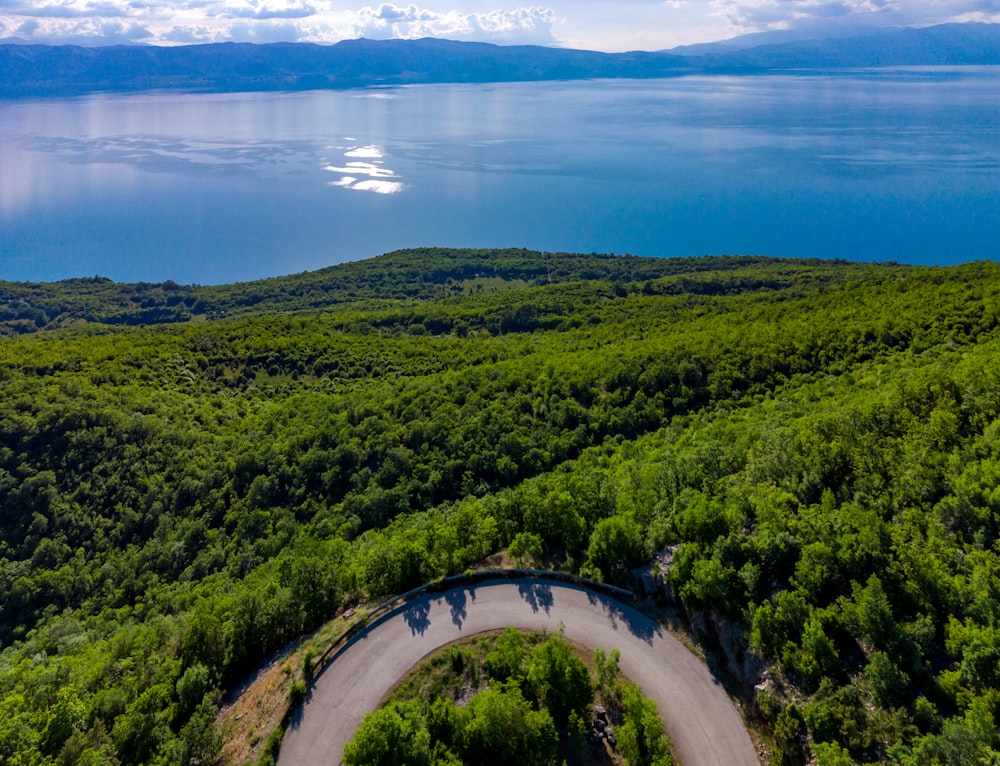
(277, 578), (759, 765)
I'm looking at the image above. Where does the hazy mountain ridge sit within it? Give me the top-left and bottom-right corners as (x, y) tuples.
(695, 22), (1000, 68)
(1, 22), (998, 97)
(0, 37), (689, 97)
(663, 24), (888, 55)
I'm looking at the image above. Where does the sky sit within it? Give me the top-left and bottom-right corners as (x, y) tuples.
(0, 0), (997, 51)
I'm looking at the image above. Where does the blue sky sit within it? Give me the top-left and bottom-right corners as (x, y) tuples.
(1, 0), (997, 50)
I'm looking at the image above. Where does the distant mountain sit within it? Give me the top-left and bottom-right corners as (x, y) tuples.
(1, 23), (998, 98)
(0, 38), (689, 98)
(664, 25), (887, 56)
(699, 23), (1000, 69)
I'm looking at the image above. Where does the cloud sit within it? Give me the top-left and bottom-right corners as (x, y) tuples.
(369, 3), (437, 22)
(352, 3), (557, 44)
(3, 14), (151, 43)
(162, 22), (212, 41)
(2, 0), (996, 49)
(102, 16), (146, 33)
(213, 1), (317, 20)
(3, 0), (131, 18)
(2, 1), (559, 45)
(227, 18), (303, 40)
(713, 0), (1000, 32)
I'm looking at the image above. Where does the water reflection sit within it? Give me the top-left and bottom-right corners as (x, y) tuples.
(323, 143), (404, 194)
(17, 134), (319, 180)
(14, 133), (407, 195)
(2, 73), (998, 284)
(344, 145), (384, 159)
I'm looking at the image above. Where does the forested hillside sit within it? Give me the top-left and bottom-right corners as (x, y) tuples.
(0, 248), (852, 335)
(3, 250), (1000, 765)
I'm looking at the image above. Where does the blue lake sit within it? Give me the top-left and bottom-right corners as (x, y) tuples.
(1, 69), (998, 284)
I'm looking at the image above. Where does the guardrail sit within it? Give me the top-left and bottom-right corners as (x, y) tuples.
(309, 568), (634, 676)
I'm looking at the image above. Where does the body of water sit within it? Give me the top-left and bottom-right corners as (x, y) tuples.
(1, 69), (998, 284)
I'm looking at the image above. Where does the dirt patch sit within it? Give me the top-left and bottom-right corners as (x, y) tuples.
(215, 607), (370, 765)
(217, 653), (301, 766)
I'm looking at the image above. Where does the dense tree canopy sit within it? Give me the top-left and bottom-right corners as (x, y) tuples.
(2, 250), (1000, 764)
(345, 630), (669, 766)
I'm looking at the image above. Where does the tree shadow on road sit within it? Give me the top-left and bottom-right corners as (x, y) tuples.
(585, 589), (661, 645)
(445, 587), (470, 628)
(517, 581), (553, 614)
(404, 599), (431, 636)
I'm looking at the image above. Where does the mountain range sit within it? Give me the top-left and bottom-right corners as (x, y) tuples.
(1, 22), (998, 97)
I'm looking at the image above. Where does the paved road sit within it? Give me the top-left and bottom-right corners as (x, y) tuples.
(278, 578), (759, 765)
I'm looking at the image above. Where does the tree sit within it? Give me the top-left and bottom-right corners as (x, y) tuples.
(525, 635), (593, 725)
(463, 686), (558, 766)
(509, 532), (544, 568)
(618, 685), (673, 766)
(112, 684), (173, 766)
(524, 491), (587, 551)
(176, 696), (221, 766)
(343, 701), (431, 766)
(175, 663), (212, 722)
(484, 626), (528, 681)
(586, 514), (644, 582)
(864, 651), (909, 708)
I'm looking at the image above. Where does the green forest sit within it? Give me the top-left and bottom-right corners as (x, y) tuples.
(3, 248), (1000, 765)
(345, 629), (672, 766)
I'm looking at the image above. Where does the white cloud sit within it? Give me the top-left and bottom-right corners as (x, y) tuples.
(712, 0), (1000, 33)
(1, 1), (559, 45)
(212, 1), (317, 20)
(0, 0), (997, 49)
(368, 3), (437, 22)
(227, 18), (303, 40)
(15, 17), (38, 34)
(163, 23), (212, 41)
(4, 14), (152, 43)
(351, 4), (556, 44)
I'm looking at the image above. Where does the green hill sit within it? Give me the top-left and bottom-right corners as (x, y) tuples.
(0, 247), (866, 335)
(2, 250), (1000, 765)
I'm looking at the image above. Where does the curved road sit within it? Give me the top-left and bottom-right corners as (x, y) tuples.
(278, 578), (758, 765)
